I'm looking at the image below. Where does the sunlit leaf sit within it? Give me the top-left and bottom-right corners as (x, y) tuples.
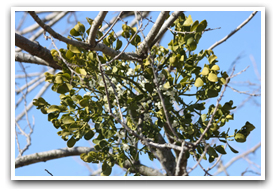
(208, 72), (218, 82)
(194, 77), (204, 87)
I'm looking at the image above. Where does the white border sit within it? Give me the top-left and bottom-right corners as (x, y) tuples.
(11, 7), (265, 181)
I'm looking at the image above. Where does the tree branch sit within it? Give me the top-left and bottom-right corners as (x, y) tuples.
(15, 147), (95, 168)
(151, 11), (183, 47)
(17, 11), (61, 35)
(88, 11), (108, 46)
(136, 11), (170, 56)
(15, 81), (52, 122)
(213, 142), (261, 176)
(208, 11), (258, 50)
(27, 11), (144, 62)
(15, 52), (53, 67)
(15, 147), (164, 176)
(15, 33), (61, 69)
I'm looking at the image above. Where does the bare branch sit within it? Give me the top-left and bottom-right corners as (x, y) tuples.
(151, 11), (183, 47)
(88, 11), (108, 46)
(15, 52), (53, 67)
(186, 144), (210, 175)
(15, 147), (164, 176)
(15, 147), (95, 168)
(17, 11), (61, 35)
(208, 11), (258, 50)
(137, 11), (170, 56)
(15, 33), (61, 69)
(27, 11), (143, 62)
(28, 11), (69, 42)
(213, 142), (261, 176)
(97, 11), (122, 43)
(15, 81), (51, 122)
(228, 85), (261, 96)
(100, 11), (137, 32)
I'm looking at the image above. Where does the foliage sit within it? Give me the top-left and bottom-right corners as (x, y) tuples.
(33, 13), (255, 176)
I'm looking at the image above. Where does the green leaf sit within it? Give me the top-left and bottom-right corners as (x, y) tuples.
(115, 39), (122, 50)
(74, 22), (85, 33)
(208, 147), (218, 158)
(190, 20), (199, 32)
(47, 105), (60, 113)
(33, 97), (49, 107)
(245, 121), (255, 132)
(56, 84), (70, 94)
(183, 15), (193, 26)
(67, 136), (76, 148)
(79, 97), (89, 107)
(145, 83), (153, 94)
(196, 20), (207, 32)
(66, 50), (74, 59)
(207, 89), (218, 98)
(180, 76), (189, 87)
(70, 28), (80, 36)
(102, 161), (112, 176)
(86, 17), (94, 25)
(62, 116), (75, 124)
(84, 130), (95, 140)
(228, 144), (239, 153)
(214, 145), (227, 154)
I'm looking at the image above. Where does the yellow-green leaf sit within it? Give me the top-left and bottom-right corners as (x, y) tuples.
(208, 72), (218, 82)
(211, 65), (220, 71)
(74, 22), (85, 33)
(66, 50), (74, 59)
(183, 15), (193, 26)
(62, 116), (75, 124)
(190, 20), (199, 32)
(163, 81), (171, 89)
(220, 77), (227, 84)
(208, 54), (217, 64)
(70, 28), (80, 36)
(235, 133), (246, 143)
(47, 105), (60, 113)
(54, 75), (63, 84)
(194, 77), (204, 87)
(169, 55), (177, 65)
(69, 44), (81, 54)
(200, 67), (209, 76)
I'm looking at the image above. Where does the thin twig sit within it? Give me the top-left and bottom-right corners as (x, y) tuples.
(185, 144), (210, 175)
(208, 11), (258, 50)
(213, 142), (261, 176)
(97, 11), (122, 43)
(228, 85), (261, 96)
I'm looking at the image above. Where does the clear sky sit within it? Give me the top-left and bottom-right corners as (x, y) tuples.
(13, 9), (262, 178)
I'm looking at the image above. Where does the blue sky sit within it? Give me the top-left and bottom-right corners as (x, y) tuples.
(14, 9), (263, 178)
